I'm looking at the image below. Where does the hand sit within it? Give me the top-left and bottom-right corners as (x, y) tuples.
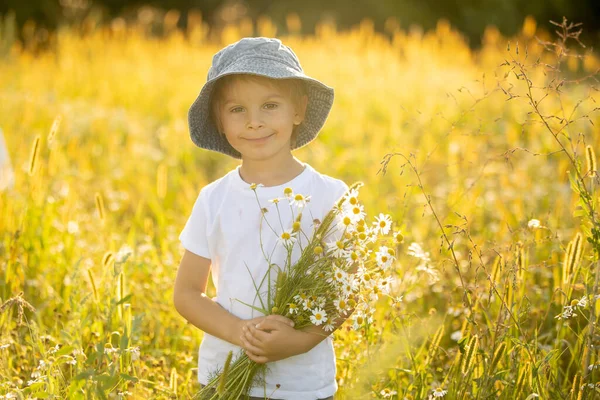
(240, 315), (303, 364)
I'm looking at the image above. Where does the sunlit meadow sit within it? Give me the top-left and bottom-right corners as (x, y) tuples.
(1, 10), (600, 399)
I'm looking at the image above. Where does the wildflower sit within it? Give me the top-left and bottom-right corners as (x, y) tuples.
(288, 303), (298, 315)
(324, 323), (335, 332)
(341, 277), (359, 297)
(290, 193), (311, 208)
(343, 188), (360, 207)
(278, 229), (296, 246)
(450, 330), (462, 341)
(432, 387), (447, 397)
(326, 240), (349, 258)
(393, 229), (404, 244)
(555, 305), (575, 320)
(527, 219), (541, 229)
(283, 187), (293, 198)
(313, 245), (324, 255)
(352, 311), (365, 330)
(380, 388), (397, 398)
(373, 213), (393, 235)
(347, 204), (366, 223)
(333, 298), (348, 314)
(328, 266), (347, 283)
(376, 246), (395, 269)
(269, 198), (281, 204)
(576, 296), (588, 308)
(407, 242), (431, 263)
(310, 308), (327, 326)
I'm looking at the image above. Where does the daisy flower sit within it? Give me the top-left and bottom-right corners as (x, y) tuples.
(352, 311), (365, 330)
(326, 240), (349, 258)
(333, 298), (349, 314)
(432, 387), (447, 397)
(278, 229), (296, 247)
(287, 303), (299, 315)
(345, 204), (366, 223)
(373, 213), (393, 235)
(340, 276), (359, 297)
(324, 323), (335, 332)
(290, 193), (311, 208)
(343, 188), (360, 207)
(283, 187), (294, 199)
(310, 308), (327, 326)
(376, 246), (395, 269)
(380, 388), (397, 398)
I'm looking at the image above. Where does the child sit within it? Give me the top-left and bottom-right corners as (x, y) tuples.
(174, 37), (348, 400)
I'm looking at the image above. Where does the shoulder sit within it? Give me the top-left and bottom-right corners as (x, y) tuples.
(195, 168), (238, 202)
(306, 164), (348, 199)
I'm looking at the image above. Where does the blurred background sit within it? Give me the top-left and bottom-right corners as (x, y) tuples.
(1, 0), (600, 50)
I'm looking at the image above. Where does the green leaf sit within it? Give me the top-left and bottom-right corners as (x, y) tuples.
(120, 373), (139, 382)
(55, 345), (75, 357)
(115, 293), (133, 306)
(233, 298), (268, 315)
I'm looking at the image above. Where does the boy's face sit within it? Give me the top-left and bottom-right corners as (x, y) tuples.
(216, 76), (307, 162)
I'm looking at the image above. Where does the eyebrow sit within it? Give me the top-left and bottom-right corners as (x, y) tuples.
(222, 94), (285, 105)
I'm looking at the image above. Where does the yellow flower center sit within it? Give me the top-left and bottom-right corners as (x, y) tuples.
(314, 246), (323, 255)
(336, 241), (344, 250)
(381, 256), (388, 263)
(356, 316), (364, 324)
(364, 274), (371, 281)
(284, 187), (293, 196)
(343, 216), (351, 226)
(339, 300), (346, 308)
(387, 248), (396, 256)
(292, 221), (301, 232)
(358, 233), (367, 240)
(281, 232), (291, 240)
(352, 207), (360, 215)
(349, 197), (358, 205)
(348, 299), (357, 308)
(379, 221), (386, 228)
(351, 252), (358, 261)
(357, 225), (365, 233)
(294, 194), (304, 201)
(315, 313), (322, 320)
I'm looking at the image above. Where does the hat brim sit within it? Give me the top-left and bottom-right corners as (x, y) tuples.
(188, 56), (334, 159)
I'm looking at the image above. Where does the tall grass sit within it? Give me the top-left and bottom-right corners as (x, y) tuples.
(0, 12), (599, 399)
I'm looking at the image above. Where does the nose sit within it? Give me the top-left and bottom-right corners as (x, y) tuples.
(246, 109), (264, 130)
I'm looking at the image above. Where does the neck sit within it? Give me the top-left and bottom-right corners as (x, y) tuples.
(239, 153), (305, 187)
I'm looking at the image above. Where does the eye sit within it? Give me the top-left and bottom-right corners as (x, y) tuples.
(264, 103), (278, 110)
(229, 106), (244, 113)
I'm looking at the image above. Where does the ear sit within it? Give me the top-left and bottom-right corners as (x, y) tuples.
(293, 95), (309, 125)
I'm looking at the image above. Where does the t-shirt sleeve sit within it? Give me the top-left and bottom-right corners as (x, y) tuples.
(179, 189), (211, 259)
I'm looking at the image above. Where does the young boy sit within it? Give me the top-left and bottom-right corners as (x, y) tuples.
(174, 37), (347, 399)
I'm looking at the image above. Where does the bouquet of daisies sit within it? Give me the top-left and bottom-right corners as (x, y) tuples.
(196, 182), (402, 399)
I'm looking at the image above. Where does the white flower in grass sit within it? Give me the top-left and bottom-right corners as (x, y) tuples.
(577, 296), (588, 308)
(432, 387), (448, 397)
(343, 188), (360, 207)
(290, 193), (311, 208)
(333, 298), (349, 314)
(555, 305), (575, 320)
(346, 204), (366, 223)
(352, 311), (365, 330)
(269, 197), (283, 204)
(310, 308), (327, 326)
(407, 242), (431, 263)
(341, 277), (359, 297)
(288, 303), (299, 315)
(278, 229), (296, 247)
(316, 296), (326, 308)
(375, 246), (395, 269)
(326, 240), (349, 258)
(328, 266), (347, 284)
(380, 388), (397, 398)
(373, 213), (393, 235)
(527, 219), (542, 229)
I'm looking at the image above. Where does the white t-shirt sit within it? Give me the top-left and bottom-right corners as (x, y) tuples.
(179, 162), (348, 400)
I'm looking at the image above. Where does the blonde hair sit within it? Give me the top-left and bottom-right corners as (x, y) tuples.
(209, 75), (307, 147)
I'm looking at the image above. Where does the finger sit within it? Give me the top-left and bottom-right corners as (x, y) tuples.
(248, 325), (271, 342)
(265, 314), (295, 327)
(255, 319), (290, 332)
(245, 350), (268, 364)
(244, 328), (264, 347)
(240, 336), (265, 356)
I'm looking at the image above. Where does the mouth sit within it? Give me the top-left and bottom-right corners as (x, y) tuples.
(244, 133), (275, 142)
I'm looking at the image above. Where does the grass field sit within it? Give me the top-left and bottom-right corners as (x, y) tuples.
(1, 13), (600, 399)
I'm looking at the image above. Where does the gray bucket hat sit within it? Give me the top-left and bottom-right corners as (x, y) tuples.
(188, 37), (335, 159)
